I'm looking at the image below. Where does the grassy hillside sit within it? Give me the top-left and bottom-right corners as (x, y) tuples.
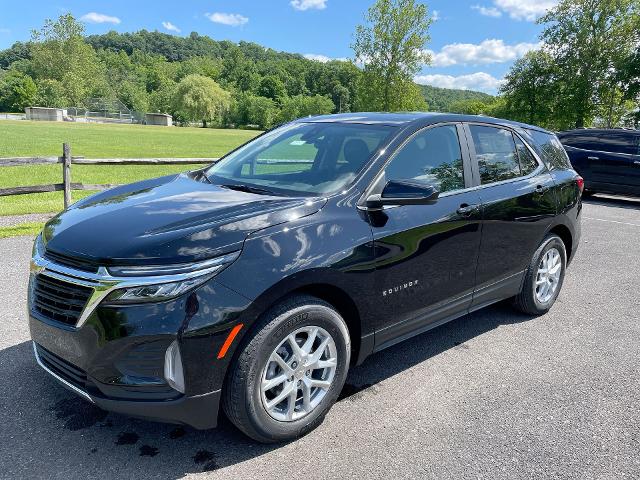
(420, 85), (495, 112)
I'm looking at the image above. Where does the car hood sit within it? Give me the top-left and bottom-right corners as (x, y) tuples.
(42, 173), (326, 266)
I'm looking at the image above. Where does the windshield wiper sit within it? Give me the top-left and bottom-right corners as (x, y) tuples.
(219, 184), (275, 195)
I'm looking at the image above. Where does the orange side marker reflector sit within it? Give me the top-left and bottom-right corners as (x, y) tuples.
(217, 324), (244, 359)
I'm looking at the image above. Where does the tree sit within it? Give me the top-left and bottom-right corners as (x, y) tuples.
(0, 70), (37, 111)
(499, 50), (564, 128)
(230, 93), (278, 129)
(35, 79), (68, 107)
(352, 0), (432, 111)
(258, 75), (287, 102)
(278, 94), (335, 123)
(30, 14), (108, 106)
(538, 0), (640, 128)
(172, 74), (231, 127)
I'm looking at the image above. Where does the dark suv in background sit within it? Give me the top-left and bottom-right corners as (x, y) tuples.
(558, 128), (640, 196)
(29, 113), (583, 443)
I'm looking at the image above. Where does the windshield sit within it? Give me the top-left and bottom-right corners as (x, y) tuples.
(206, 122), (396, 196)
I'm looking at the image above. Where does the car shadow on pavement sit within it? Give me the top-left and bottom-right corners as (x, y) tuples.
(1, 302), (534, 478)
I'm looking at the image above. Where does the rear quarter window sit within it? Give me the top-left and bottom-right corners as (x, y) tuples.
(524, 129), (572, 170)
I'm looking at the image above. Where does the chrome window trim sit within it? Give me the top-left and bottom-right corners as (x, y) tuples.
(32, 342), (95, 404)
(30, 248), (237, 328)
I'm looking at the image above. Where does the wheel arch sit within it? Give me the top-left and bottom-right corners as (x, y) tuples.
(547, 223), (573, 261)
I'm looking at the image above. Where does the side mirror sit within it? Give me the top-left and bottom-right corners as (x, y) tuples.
(366, 179), (439, 209)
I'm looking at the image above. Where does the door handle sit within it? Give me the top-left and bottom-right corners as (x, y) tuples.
(587, 156), (599, 160)
(535, 185), (549, 194)
(456, 204), (479, 216)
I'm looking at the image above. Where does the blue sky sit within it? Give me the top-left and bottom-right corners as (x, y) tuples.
(0, 0), (559, 94)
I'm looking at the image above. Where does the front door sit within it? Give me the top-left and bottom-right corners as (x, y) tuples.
(368, 124), (482, 349)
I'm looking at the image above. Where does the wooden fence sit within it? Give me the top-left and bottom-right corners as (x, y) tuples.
(0, 143), (216, 209)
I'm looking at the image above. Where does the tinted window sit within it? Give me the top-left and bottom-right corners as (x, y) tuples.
(525, 129), (572, 169)
(558, 133), (601, 150)
(514, 135), (539, 175)
(597, 133), (639, 155)
(385, 125), (464, 193)
(207, 122), (395, 195)
(469, 125), (520, 184)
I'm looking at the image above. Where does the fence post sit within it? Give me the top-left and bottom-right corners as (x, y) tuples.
(62, 143), (71, 209)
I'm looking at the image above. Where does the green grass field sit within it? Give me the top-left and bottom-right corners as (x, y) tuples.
(0, 120), (261, 225)
(0, 120), (259, 158)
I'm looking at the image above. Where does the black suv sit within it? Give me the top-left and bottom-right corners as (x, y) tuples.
(558, 128), (640, 196)
(29, 113), (582, 443)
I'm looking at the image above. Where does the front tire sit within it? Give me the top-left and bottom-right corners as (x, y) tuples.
(222, 295), (350, 443)
(513, 234), (567, 315)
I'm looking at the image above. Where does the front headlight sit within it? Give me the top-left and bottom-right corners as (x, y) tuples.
(104, 251), (240, 305)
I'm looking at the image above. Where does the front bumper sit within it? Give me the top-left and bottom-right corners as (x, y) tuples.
(28, 246), (254, 429)
(33, 341), (220, 429)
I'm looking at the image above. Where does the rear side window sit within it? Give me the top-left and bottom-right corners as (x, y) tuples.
(514, 135), (539, 175)
(525, 129), (572, 170)
(597, 133), (640, 155)
(385, 125), (465, 193)
(557, 133), (601, 150)
(469, 125), (520, 184)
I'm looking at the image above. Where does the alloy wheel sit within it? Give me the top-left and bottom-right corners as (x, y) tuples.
(535, 247), (562, 304)
(260, 326), (338, 422)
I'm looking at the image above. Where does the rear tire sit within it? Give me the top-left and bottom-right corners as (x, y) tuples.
(222, 294), (350, 443)
(513, 234), (566, 315)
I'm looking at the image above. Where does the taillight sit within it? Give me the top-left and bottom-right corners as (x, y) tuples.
(575, 175), (584, 192)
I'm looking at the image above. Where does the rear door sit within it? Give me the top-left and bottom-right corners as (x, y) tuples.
(464, 124), (557, 310)
(592, 132), (640, 189)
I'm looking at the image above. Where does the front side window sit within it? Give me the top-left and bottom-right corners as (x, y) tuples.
(597, 134), (639, 155)
(384, 125), (465, 193)
(469, 125), (520, 184)
(206, 122), (395, 196)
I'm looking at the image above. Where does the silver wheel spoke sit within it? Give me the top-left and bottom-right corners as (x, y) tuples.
(301, 327), (318, 354)
(309, 379), (331, 390)
(285, 387), (298, 420)
(288, 334), (304, 359)
(271, 352), (293, 375)
(266, 382), (295, 410)
(309, 336), (331, 363)
(301, 381), (312, 412)
(262, 374), (287, 392)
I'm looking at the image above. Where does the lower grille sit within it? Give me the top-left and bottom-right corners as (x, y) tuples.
(32, 274), (94, 326)
(35, 343), (88, 390)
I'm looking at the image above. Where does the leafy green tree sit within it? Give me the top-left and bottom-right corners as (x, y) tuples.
(352, 0), (432, 111)
(0, 70), (37, 111)
(30, 14), (108, 106)
(278, 94), (335, 123)
(499, 50), (564, 128)
(538, 0), (640, 128)
(230, 93), (278, 129)
(35, 78), (68, 107)
(172, 74), (231, 127)
(258, 75), (287, 102)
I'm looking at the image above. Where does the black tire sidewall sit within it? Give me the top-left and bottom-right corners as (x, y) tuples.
(243, 302), (350, 441)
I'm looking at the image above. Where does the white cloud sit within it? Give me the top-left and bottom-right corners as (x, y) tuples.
(427, 39), (541, 67)
(432, 10), (441, 21)
(162, 21), (181, 33)
(303, 53), (348, 63)
(205, 12), (249, 27)
(0, 27), (10, 34)
(80, 12), (121, 24)
(492, 0), (558, 21)
(415, 72), (504, 93)
(472, 5), (502, 17)
(291, 0), (327, 11)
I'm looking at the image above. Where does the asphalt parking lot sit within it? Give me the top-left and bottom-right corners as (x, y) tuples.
(1, 195), (638, 480)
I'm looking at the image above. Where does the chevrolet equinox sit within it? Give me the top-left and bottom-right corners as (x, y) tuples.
(29, 113), (582, 443)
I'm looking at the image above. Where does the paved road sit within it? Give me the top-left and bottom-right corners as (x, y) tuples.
(1, 196), (638, 479)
